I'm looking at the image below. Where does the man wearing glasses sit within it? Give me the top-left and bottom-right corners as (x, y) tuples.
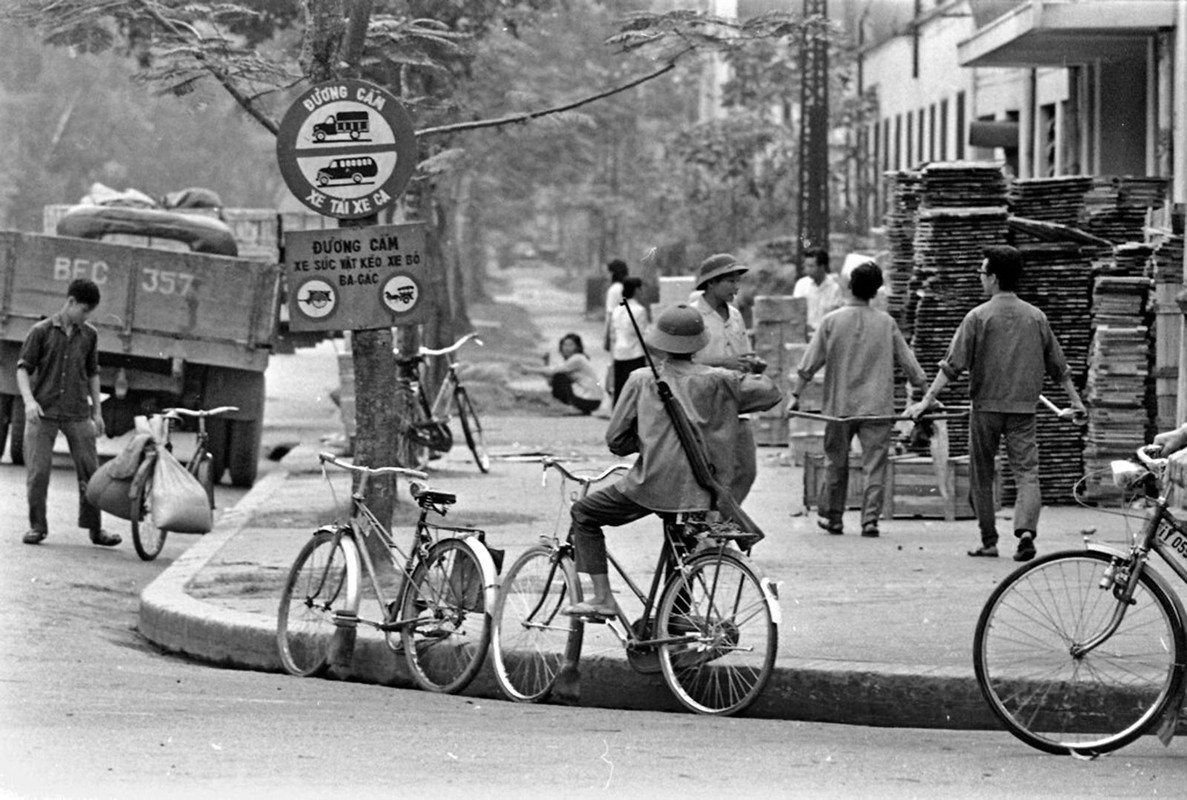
(906, 245), (1085, 562)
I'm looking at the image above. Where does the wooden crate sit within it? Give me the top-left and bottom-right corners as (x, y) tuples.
(788, 414), (825, 465)
(885, 455), (993, 520)
(752, 411), (789, 447)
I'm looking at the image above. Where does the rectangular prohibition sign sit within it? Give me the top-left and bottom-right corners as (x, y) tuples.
(284, 222), (429, 332)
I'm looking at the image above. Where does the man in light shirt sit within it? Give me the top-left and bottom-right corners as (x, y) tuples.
(793, 248), (844, 335)
(690, 253), (767, 503)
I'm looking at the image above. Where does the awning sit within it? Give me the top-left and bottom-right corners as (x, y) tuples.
(958, 0), (1177, 68)
(969, 120), (1019, 149)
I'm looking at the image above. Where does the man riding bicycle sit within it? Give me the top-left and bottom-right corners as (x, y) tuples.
(562, 304), (782, 618)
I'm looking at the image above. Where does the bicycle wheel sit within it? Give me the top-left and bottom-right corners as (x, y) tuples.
(277, 530), (358, 678)
(657, 551), (778, 715)
(491, 545), (584, 702)
(974, 550), (1186, 756)
(131, 478), (167, 561)
(394, 382), (428, 470)
(400, 538), (493, 693)
(454, 387), (490, 473)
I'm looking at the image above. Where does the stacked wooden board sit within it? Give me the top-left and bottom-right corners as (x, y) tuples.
(1150, 232), (1184, 432)
(1083, 176), (1168, 244)
(1081, 265), (1154, 502)
(1007, 176), (1094, 230)
(884, 170), (922, 339)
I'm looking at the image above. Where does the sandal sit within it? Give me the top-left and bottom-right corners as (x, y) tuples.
(967, 545), (999, 558)
(561, 601), (616, 619)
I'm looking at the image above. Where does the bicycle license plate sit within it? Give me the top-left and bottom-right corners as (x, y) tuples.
(1156, 523), (1187, 560)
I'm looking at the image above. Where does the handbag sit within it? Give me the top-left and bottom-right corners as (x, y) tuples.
(150, 447), (213, 533)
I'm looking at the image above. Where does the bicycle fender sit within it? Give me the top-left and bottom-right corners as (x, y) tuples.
(759, 576), (783, 626)
(315, 525), (362, 615)
(455, 536), (501, 614)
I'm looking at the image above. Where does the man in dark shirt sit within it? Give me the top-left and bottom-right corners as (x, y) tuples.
(907, 246), (1085, 562)
(18, 278), (119, 547)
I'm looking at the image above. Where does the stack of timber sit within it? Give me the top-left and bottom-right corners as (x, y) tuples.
(1081, 273), (1154, 502)
(1082, 176), (1169, 245)
(1007, 176), (1094, 243)
(1150, 232), (1184, 432)
(884, 170), (922, 338)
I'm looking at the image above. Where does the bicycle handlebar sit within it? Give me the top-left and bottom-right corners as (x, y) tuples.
(540, 456), (630, 487)
(1137, 445), (1169, 471)
(393, 332), (483, 360)
(318, 451), (429, 481)
(165, 405), (239, 419)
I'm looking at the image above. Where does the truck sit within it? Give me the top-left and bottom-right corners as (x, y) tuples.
(312, 110), (370, 142)
(0, 217), (281, 487)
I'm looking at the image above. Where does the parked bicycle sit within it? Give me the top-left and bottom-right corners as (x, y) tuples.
(277, 452), (500, 693)
(491, 457), (781, 716)
(131, 405), (238, 561)
(393, 332), (489, 473)
(974, 444), (1187, 756)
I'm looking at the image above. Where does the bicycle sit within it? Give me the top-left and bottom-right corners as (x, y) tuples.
(491, 457), (781, 716)
(276, 452), (501, 694)
(973, 444), (1187, 756)
(393, 332), (489, 473)
(131, 405), (238, 561)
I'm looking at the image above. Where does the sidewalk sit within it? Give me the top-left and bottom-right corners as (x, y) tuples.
(138, 263), (1135, 725)
(138, 413), (1125, 727)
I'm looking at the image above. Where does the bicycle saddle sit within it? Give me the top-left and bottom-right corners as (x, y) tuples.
(409, 482), (456, 508)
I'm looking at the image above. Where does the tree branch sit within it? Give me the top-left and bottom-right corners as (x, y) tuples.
(131, 0), (280, 135)
(414, 56), (682, 138)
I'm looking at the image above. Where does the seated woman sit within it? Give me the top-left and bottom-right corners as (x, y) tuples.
(521, 333), (603, 415)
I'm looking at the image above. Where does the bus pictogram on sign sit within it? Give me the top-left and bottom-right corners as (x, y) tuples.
(276, 80), (417, 220)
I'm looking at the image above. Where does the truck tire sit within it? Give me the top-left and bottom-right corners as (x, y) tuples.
(227, 418), (262, 488)
(207, 416), (230, 486)
(0, 394), (13, 463)
(7, 399), (24, 466)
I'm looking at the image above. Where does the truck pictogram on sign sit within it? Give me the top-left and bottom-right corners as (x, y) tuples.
(313, 110), (370, 142)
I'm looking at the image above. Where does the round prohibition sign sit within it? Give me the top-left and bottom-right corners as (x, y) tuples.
(381, 273), (421, 316)
(294, 279), (338, 320)
(277, 80), (417, 219)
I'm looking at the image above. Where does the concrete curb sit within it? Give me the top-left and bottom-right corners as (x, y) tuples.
(138, 457), (1008, 726)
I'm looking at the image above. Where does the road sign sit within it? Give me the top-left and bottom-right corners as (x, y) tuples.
(284, 222), (429, 332)
(276, 80), (417, 220)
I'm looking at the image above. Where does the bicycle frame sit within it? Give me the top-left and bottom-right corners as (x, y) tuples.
(322, 461), (499, 633)
(596, 520), (705, 651)
(396, 333), (480, 426)
(536, 459), (712, 651)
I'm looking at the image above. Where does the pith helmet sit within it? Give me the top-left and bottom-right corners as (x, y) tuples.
(647, 304), (709, 354)
(695, 253), (748, 290)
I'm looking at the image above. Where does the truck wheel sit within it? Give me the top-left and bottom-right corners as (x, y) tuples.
(207, 416), (230, 486)
(227, 418), (262, 488)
